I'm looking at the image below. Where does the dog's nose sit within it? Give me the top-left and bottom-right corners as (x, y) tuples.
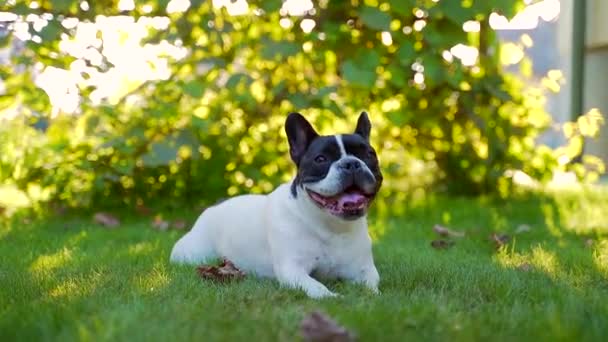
(339, 160), (361, 172)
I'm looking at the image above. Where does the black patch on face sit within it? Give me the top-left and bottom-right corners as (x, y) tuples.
(340, 134), (383, 193)
(290, 136), (343, 197)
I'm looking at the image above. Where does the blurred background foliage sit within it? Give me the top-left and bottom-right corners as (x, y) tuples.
(0, 0), (604, 216)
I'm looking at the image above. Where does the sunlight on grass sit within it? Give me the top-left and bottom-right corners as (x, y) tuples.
(593, 239), (608, 276)
(29, 247), (73, 275)
(67, 230), (88, 246)
(128, 242), (155, 256)
(550, 190), (608, 235)
(541, 203), (563, 238)
(48, 272), (103, 299)
(133, 264), (170, 294)
(530, 246), (559, 275)
(495, 244), (560, 278)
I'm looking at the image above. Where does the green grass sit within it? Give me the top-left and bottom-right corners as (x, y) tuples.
(1, 189), (608, 341)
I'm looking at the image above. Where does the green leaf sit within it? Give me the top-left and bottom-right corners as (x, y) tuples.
(354, 49), (381, 70)
(397, 42), (416, 66)
(438, 0), (471, 24)
(51, 0), (76, 12)
(260, 0), (283, 13)
(0, 33), (11, 48)
(10, 3), (31, 15)
(425, 20), (467, 48)
(359, 6), (391, 31)
(184, 81), (204, 98)
(287, 93), (309, 109)
(387, 111), (411, 126)
(141, 140), (179, 167)
(261, 40), (300, 60)
(388, 63), (407, 87)
(341, 60), (376, 88)
(38, 20), (62, 42)
(388, 0), (415, 16)
(226, 74), (253, 90)
(315, 86), (337, 99)
(485, 84), (512, 102)
(341, 49), (380, 88)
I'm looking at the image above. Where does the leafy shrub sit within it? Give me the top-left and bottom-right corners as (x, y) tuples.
(0, 0), (604, 215)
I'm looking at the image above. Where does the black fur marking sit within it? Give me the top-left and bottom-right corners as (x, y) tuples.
(340, 134), (383, 192)
(290, 178), (298, 198)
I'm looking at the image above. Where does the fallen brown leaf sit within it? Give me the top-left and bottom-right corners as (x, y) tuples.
(93, 212), (120, 228)
(196, 259), (245, 282)
(135, 204), (152, 216)
(50, 202), (67, 216)
(152, 215), (170, 231)
(300, 311), (356, 342)
(518, 262), (532, 272)
(490, 233), (510, 249)
(430, 239), (455, 250)
(172, 219), (188, 230)
(433, 224), (465, 238)
(515, 224), (531, 234)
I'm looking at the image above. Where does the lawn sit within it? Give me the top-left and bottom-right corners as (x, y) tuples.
(1, 189), (607, 341)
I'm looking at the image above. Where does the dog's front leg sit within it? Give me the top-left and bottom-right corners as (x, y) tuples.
(275, 263), (338, 299)
(343, 259), (380, 294)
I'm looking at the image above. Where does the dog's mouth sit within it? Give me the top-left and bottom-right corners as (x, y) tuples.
(306, 186), (375, 219)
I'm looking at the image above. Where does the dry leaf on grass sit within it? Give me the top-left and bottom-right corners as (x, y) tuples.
(433, 224), (465, 238)
(518, 262), (533, 272)
(135, 204), (152, 216)
(50, 202), (67, 216)
(515, 224), (531, 234)
(196, 259), (245, 282)
(152, 215), (170, 231)
(172, 219), (188, 230)
(490, 233), (510, 249)
(430, 239), (455, 250)
(300, 311), (356, 342)
(93, 212), (120, 228)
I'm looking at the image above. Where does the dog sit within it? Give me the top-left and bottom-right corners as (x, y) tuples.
(170, 112), (383, 298)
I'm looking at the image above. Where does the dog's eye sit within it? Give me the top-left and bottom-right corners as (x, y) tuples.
(314, 155), (327, 163)
(368, 149), (376, 157)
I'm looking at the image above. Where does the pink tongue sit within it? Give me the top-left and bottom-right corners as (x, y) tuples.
(337, 193), (367, 209)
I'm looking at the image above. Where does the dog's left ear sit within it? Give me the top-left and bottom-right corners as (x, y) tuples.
(354, 111), (371, 141)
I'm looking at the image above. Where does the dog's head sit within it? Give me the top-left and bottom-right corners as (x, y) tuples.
(285, 112), (383, 220)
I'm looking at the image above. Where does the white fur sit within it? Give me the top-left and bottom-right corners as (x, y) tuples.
(335, 135), (347, 157)
(170, 181), (379, 298)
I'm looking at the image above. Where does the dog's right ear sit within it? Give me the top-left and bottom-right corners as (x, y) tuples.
(285, 112), (319, 165)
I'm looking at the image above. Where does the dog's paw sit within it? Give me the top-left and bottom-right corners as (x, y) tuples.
(306, 286), (339, 299)
(369, 287), (381, 295)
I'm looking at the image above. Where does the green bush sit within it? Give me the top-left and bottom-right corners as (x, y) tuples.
(0, 0), (604, 215)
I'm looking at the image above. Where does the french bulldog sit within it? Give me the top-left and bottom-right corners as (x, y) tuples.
(170, 112), (383, 298)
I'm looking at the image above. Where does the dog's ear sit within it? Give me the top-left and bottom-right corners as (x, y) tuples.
(285, 112), (319, 165)
(354, 111), (371, 141)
